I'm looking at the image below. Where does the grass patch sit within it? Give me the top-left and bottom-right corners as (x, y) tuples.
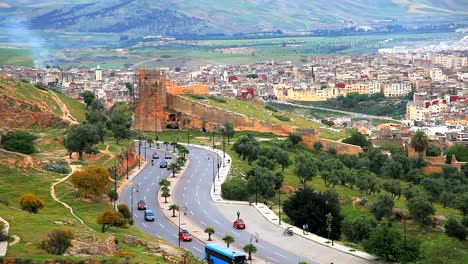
(54, 91), (86, 123)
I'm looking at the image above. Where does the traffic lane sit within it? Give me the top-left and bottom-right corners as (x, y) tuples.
(175, 148), (307, 264)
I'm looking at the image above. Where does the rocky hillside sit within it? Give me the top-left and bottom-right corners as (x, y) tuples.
(0, 75), (83, 130)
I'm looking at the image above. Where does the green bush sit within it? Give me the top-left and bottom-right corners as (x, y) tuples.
(44, 163), (70, 174)
(265, 105), (278, 112)
(426, 144), (441, 156)
(1, 130), (37, 154)
(210, 96), (227, 103)
(39, 229), (74, 255)
(445, 218), (467, 240)
(189, 94), (206, 100)
(273, 114), (290, 122)
(221, 177), (249, 201)
(117, 204), (131, 219)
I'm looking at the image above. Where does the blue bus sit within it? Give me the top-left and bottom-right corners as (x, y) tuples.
(205, 243), (248, 264)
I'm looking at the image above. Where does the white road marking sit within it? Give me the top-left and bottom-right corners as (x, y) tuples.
(182, 193), (185, 198)
(173, 234), (178, 238)
(151, 182), (155, 186)
(200, 221), (207, 226)
(216, 231), (224, 236)
(185, 201), (188, 206)
(146, 188), (150, 193)
(203, 209), (208, 215)
(274, 252), (286, 258)
(190, 210), (194, 215)
(142, 223), (147, 227)
(159, 223), (165, 228)
(213, 220), (220, 225)
(196, 192), (198, 197)
(144, 195), (147, 200)
(240, 243), (245, 247)
(197, 200), (201, 205)
(183, 187), (186, 191)
(196, 185), (199, 189)
(267, 257), (280, 263)
(193, 246), (203, 253)
(155, 233), (161, 238)
(231, 231), (240, 236)
(257, 244), (265, 249)
(133, 214), (138, 218)
(187, 180), (191, 183)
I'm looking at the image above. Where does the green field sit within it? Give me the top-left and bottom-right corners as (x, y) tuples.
(0, 48), (34, 67)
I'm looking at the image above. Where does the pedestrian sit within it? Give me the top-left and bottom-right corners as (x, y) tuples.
(237, 210), (240, 219)
(303, 224), (306, 234)
(305, 223), (309, 234)
(263, 200), (268, 206)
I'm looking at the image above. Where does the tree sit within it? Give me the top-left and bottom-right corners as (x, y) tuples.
(82, 91), (95, 108)
(1, 130), (38, 154)
(117, 204), (131, 219)
(110, 111), (132, 144)
(454, 193), (468, 216)
(169, 204), (179, 217)
(63, 124), (100, 160)
(204, 227), (215, 241)
(125, 82), (135, 103)
(410, 131), (429, 156)
(407, 196), (435, 230)
(71, 165), (110, 198)
(222, 234), (235, 248)
(107, 190), (118, 202)
(224, 122), (235, 144)
(161, 187), (170, 203)
(283, 188), (343, 239)
(446, 144), (468, 162)
(221, 177), (249, 200)
(274, 149), (290, 171)
(243, 243), (257, 260)
(178, 145), (189, 157)
(84, 110), (107, 143)
(19, 193), (45, 214)
(170, 141), (178, 152)
(288, 132), (302, 145)
(425, 144), (441, 156)
(294, 154), (317, 188)
(445, 218), (467, 240)
(418, 236), (468, 264)
(39, 229), (74, 255)
(370, 195), (394, 221)
(112, 124), (131, 144)
(167, 163), (180, 177)
(394, 237), (421, 264)
(342, 215), (378, 243)
(439, 191), (456, 208)
(383, 180), (402, 199)
(363, 222), (401, 261)
(313, 141), (323, 151)
(246, 166), (283, 198)
(256, 156), (275, 170)
(159, 178), (170, 187)
(233, 134), (259, 164)
(163, 141), (170, 150)
(343, 131), (372, 147)
(97, 209), (127, 233)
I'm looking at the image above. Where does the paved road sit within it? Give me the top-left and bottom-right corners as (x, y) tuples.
(121, 144), (376, 263)
(119, 148), (205, 259)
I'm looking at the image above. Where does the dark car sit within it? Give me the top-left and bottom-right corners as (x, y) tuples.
(137, 200), (146, 210)
(159, 161), (168, 168)
(178, 229), (192, 241)
(233, 218), (246, 229)
(152, 152), (160, 159)
(144, 209), (155, 221)
(165, 153), (172, 159)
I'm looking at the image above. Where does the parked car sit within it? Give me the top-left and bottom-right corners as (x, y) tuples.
(233, 218), (246, 229)
(178, 229), (192, 241)
(144, 209), (155, 221)
(137, 200), (146, 210)
(152, 152), (160, 159)
(159, 161), (168, 168)
(165, 153), (172, 159)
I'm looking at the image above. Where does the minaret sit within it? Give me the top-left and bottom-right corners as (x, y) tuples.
(95, 65), (102, 81)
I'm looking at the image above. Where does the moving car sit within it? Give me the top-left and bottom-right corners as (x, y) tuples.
(165, 153), (172, 159)
(178, 229), (192, 241)
(152, 152), (159, 159)
(144, 209), (155, 221)
(159, 161), (168, 168)
(233, 218), (246, 229)
(137, 200), (146, 210)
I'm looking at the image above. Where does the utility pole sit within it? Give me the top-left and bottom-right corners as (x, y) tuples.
(126, 145), (129, 180)
(113, 157), (117, 210)
(138, 135), (141, 169)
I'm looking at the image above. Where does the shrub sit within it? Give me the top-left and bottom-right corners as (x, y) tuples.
(221, 177), (249, 201)
(117, 204), (131, 219)
(342, 215), (377, 243)
(426, 144), (441, 156)
(265, 105), (278, 112)
(190, 94), (206, 100)
(19, 193), (45, 214)
(1, 130), (38, 154)
(210, 96), (227, 103)
(39, 229), (74, 255)
(43, 163), (70, 174)
(273, 114), (290, 122)
(445, 218), (467, 240)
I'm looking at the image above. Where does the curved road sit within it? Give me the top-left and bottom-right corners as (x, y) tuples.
(121, 144), (376, 264)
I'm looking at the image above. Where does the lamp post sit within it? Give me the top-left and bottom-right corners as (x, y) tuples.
(215, 146), (220, 179)
(138, 135), (141, 169)
(187, 129), (190, 146)
(143, 133), (147, 161)
(113, 157), (118, 210)
(178, 206), (188, 247)
(130, 184), (140, 219)
(207, 153), (215, 193)
(250, 232), (259, 245)
(221, 127), (226, 167)
(212, 130), (215, 150)
(126, 145), (129, 180)
(278, 191), (281, 225)
(255, 167), (258, 205)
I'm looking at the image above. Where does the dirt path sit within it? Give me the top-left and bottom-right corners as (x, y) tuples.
(50, 164), (84, 225)
(47, 90), (79, 125)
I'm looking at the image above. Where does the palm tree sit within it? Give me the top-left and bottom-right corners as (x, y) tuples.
(161, 189), (170, 203)
(159, 178), (170, 187)
(163, 141), (170, 150)
(176, 156), (186, 168)
(178, 145), (189, 157)
(410, 131), (429, 156)
(204, 227), (215, 241)
(169, 204), (179, 217)
(243, 243), (257, 260)
(147, 139), (154, 147)
(222, 234), (235, 248)
(167, 163), (180, 177)
(170, 142), (179, 152)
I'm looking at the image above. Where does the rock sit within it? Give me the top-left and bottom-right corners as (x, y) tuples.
(68, 233), (116, 257)
(432, 215), (447, 229)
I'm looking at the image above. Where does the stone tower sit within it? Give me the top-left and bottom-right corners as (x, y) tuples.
(134, 69), (167, 131)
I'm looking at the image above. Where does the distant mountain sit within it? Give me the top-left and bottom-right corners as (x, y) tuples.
(1, 0), (467, 35)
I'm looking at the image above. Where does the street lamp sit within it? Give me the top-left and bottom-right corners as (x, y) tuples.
(138, 135), (141, 169)
(126, 145), (129, 180)
(113, 157), (118, 210)
(255, 167), (258, 205)
(130, 184), (140, 219)
(250, 232), (259, 244)
(178, 206), (188, 247)
(212, 130), (215, 150)
(214, 146), (220, 179)
(278, 191), (282, 225)
(144, 132), (147, 161)
(207, 153), (216, 193)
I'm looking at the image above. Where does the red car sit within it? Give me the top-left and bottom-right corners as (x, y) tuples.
(137, 200), (146, 210)
(233, 218), (246, 229)
(178, 229), (192, 241)
(152, 152), (160, 159)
